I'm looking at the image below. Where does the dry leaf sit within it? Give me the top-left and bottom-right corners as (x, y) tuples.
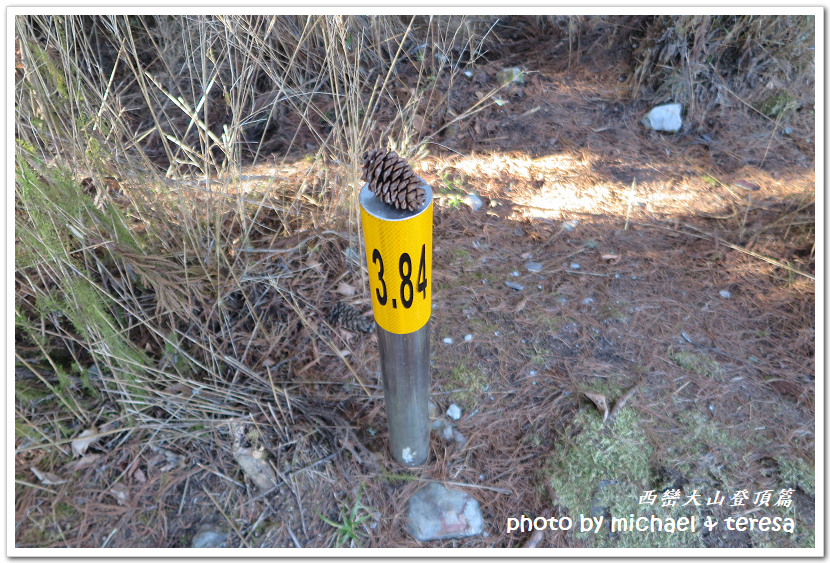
(262, 357), (276, 368)
(67, 453), (102, 471)
(230, 420), (278, 491)
(335, 281), (356, 297)
(514, 297), (528, 313)
(733, 180), (760, 191)
(412, 114), (425, 133)
(305, 258), (322, 272)
(31, 467), (67, 485)
(601, 254), (621, 263)
(71, 427), (98, 457)
(109, 483), (129, 505)
(585, 392), (609, 422)
(148, 444), (185, 472)
(133, 468), (147, 484)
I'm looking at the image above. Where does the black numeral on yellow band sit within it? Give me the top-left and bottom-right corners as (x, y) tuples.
(372, 245), (428, 310)
(417, 243), (427, 298)
(372, 248), (387, 305)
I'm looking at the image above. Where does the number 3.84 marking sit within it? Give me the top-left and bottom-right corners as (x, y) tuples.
(372, 244), (428, 309)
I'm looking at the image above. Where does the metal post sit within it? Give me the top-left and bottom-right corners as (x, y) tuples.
(360, 180), (433, 467)
(376, 323), (430, 466)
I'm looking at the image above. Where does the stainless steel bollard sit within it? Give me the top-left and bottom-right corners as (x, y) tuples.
(360, 180), (433, 467)
(376, 322), (430, 466)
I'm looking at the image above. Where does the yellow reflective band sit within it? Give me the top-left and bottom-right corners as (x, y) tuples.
(360, 201), (433, 335)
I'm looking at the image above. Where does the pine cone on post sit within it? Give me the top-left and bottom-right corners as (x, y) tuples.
(361, 149), (426, 212)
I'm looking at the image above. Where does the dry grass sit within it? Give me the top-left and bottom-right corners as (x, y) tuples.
(15, 14), (814, 549)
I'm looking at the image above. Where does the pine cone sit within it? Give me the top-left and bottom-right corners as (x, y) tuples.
(361, 148), (426, 212)
(329, 302), (375, 334)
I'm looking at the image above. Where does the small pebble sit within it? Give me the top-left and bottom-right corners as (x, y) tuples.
(525, 261), (543, 272)
(615, 273), (620, 279)
(570, 263), (580, 269)
(561, 219), (579, 231)
(511, 271), (520, 277)
(442, 337), (453, 344)
(505, 281), (524, 290)
(464, 334), (473, 341)
(582, 297), (594, 305)
(446, 404), (462, 420)
(537, 285), (542, 289)
(529, 370), (536, 376)
(531, 381), (537, 386)
(494, 331), (500, 336)
(719, 290), (731, 298)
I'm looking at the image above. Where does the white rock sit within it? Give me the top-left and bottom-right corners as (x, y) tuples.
(443, 337), (453, 344)
(582, 297), (594, 305)
(463, 193), (483, 210)
(570, 263), (580, 269)
(464, 334), (473, 341)
(511, 271), (520, 277)
(446, 404), (462, 420)
(642, 103), (683, 132)
(719, 290), (731, 298)
(525, 261), (543, 272)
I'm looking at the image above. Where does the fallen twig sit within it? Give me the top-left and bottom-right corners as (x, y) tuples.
(608, 380), (643, 424)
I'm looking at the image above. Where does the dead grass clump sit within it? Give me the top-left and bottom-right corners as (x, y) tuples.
(628, 15), (815, 129)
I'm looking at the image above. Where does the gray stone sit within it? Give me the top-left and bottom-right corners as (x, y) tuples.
(505, 281), (524, 291)
(431, 419), (455, 441)
(446, 404), (462, 420)
(524, 261), (543, 272)
(191, 524), (228, 548)
(428, 401), (439, 418)
(407, 482), (483, 541)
